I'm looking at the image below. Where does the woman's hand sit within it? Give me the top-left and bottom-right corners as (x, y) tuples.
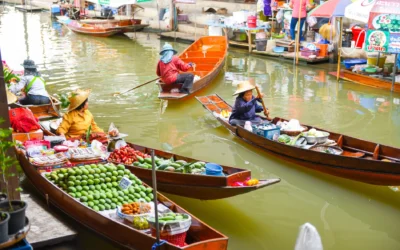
(257, 93), (264, 99)
(264, 109), (270, 118)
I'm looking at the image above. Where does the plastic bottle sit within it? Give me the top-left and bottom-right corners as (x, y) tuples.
(244, 121), (253, 132)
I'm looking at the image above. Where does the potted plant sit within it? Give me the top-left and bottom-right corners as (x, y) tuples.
(0, 118), (27, 235)
(0, 212), (10, 243)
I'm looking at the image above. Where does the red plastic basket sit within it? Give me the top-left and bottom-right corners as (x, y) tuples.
(151, 228), (187, 247)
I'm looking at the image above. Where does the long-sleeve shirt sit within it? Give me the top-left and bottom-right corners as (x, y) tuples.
(156, 56), (191, 84)
(56, 109), (104, 139)
(229, 96), (264, 122)
(290, 0), (310, 18)
(9, 75), (48, 97)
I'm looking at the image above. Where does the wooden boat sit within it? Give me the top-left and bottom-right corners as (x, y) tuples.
(35, 123), (280, 199)
(158, 36), (227, 100)
(79, 19), (149, 33)
(329, 70), (400, 93)
(15, 149), (229, 250)
(9, 96), (61, 121)
(57, 17), (121, 37)
(121, 143), (280, 200)
(196, 94), (400, 186)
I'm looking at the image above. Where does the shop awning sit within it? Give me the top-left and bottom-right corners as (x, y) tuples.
(344, 0), (376, 23)
(309, 0), (354, 18)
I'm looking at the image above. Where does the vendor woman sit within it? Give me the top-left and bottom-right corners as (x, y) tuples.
(56, 89), (104, 139)
(229, 81), (270, 126)
(156, 43), (195, 94)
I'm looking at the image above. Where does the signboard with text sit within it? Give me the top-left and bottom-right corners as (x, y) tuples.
(365, 29), (390, 52)
(388, 33), (400, 53)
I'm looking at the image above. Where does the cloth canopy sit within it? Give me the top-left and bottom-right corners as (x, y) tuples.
(309, 0), (353, 18)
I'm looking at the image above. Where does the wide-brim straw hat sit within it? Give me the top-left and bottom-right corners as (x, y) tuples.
(159, 43), (177, 55)
(67, 89), (91, 112)
(233, 81), (255, 96)
(7, 90), (17, 104)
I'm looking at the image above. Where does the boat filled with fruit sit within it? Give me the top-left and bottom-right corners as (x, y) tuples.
(107, 143), (280, 200)
(15, 146), (229, 249)
(197, 94), (400, 186)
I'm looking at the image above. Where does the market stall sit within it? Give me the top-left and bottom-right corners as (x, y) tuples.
(206, 11), (271, 53)
(333, 0), (400, 92)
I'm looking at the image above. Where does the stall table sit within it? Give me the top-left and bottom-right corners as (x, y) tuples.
(206, 22), (270, 53)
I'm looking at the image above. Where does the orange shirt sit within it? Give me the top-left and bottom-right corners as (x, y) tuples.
(56, 110), (103, 139)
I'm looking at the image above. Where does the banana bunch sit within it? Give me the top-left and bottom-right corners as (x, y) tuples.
(220, 110), (230, 119)
(319, 23), (336, 40)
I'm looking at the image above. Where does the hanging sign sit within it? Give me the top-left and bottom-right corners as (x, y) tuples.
(365, 30), (390, 52)
(137, 0), (152, 2)
(388, 33), (400, 53)
(98, 0), (110, 5)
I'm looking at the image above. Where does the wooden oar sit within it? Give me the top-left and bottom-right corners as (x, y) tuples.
(112, 77), (160, 97)
(255, 86), (270, 119)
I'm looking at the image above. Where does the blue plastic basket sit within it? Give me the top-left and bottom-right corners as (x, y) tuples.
(205, 163), (224, 176)
(343, 59), (367, 69)
(9, 239), (32, 250)
(253, 126), (281, 140)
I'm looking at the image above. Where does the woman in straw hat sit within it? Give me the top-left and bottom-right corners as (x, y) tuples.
(229, 81), (269, 126)
(9, 59), (50, 105)
(56, 89), (104, 139)
(156, 43), (195, 94)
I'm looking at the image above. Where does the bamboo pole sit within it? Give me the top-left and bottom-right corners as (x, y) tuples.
(336, 17), (343, 81)
(295, 0), (303, 65)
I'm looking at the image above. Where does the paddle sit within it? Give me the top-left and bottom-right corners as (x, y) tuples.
(255, 86), (270, 119)
(112, 77), (160, 97)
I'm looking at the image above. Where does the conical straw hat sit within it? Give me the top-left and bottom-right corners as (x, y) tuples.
(7, 91), (17, 104)
(67, 89), (91, 112)
(232, 81), (255, 96)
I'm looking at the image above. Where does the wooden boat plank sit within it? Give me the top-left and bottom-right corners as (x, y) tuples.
(329, 70), (400, 93)
(16, 149), (228, 249)
(196, 94), (400, 185)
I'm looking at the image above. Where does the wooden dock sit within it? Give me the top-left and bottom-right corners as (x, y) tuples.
(252, 50), (329, 64)
(22, 179), (77, 248)
(15, 5), (43, 12)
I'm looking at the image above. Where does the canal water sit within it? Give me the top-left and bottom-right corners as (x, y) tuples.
(1, 7), (400, 250)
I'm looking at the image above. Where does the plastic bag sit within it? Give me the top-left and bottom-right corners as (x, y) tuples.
(294, 223), (323, 250)
(257, 0), (264, 13)
(9, 108), (40, 133)
(276, 9), (284, 23)
(108, 122), (119, 137)
(307, 16), (317, 27)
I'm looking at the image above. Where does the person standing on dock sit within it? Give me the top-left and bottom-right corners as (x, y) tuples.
(289, 0), (314, 44)
(156, 43), (195, 94)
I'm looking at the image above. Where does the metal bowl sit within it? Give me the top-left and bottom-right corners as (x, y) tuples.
(303, 131), (330, 144)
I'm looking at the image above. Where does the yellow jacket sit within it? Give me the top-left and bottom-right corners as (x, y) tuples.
(56, 110), (104, 139)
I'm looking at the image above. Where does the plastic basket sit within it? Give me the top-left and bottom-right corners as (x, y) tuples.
(254, 126), (281, 140)
(151, 228), (187, 247)
(301, 49), (320, 57)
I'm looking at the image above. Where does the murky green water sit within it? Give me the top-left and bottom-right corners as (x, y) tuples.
(2, 8), (400, 250)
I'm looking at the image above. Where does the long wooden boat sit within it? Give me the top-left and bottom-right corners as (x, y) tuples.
(80, 19), (149, 33)
(196, 94), (400, 186)
(57, 17), (121, 37)
(330, 70), (400, 93)
(36, 123), (280, 199)
(15, 149), (229, 250)
(158, 36), (227, 100)
(9, 96), (61, 121)
(121, 143), (280, 200)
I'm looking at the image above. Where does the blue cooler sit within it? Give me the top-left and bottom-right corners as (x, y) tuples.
(254, 123), (281, 140)
(51, 4), (61, 17)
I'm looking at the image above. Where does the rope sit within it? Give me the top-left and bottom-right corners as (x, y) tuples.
(151, 240), (167, 250)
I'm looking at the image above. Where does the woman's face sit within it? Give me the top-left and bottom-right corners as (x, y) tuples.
(84, 100), (89, 110)
(243, 90), (253, 102)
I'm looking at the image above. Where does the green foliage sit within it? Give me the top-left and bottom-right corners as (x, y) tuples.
(53, 92), (77, 110)
(3, 67), (20, 87)
(0, 117), (22, 210)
